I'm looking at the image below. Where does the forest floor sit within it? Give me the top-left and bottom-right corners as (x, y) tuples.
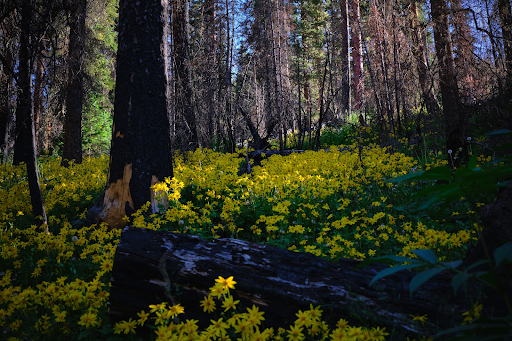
(0, 124), (509, 340)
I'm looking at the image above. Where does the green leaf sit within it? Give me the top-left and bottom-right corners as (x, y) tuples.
(465, 259), (491, 271)
(494, 242), (512, 267)
(369, 263), (423, 286)
(409, 266), (447, 297)
(391, 171), (425, 183)
(451, 262), (488, 295)
(441, 259), (462, 269)
(411, 249), (439, 264)
(477, 271), (501, 291)
(392, 166), (453, 183)
(487, 129), (512, 136)
(413, 182), (459, 197)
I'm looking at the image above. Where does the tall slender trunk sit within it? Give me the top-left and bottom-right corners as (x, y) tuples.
(340, 0), (350, 117)
(431, 0), (466, 167)
(173, 0), (198, 150)
(484, 0), (503, 100)
(33, 52), (45, 154)
(297, 49), (303, 149)
(62, 0), (86, 166)
(267, 0), (283, 153)
(206, 0), (216, 145)
(392, 7), (402, 135)
(13, 0), (47, 225)
(450, 0), (475, 103)
(350, 0), (364, 111)
(408, 0), (440, 115)
(315, 52), (329, 150)
(0, 44), (14, 163)
(498, 0), (512, 100)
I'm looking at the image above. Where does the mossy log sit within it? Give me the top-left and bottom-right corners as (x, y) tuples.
(110, 227), (487, 337)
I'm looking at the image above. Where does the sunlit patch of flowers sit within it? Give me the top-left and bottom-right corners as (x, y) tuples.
(113, 276), (390, 341)
(137, 145), (480, 264)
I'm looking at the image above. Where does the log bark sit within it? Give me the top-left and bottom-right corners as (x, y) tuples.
(109, 227), (504, 337)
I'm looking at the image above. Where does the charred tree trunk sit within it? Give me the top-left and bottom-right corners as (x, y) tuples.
(62, 0), (86, 166)
(12, 0), (47, 225)
(87, 0), (173, 228)
(110, 227), (505, 336)
(430, 0), (467, 167)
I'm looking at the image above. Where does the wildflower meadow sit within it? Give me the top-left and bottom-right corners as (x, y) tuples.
(0, 134), (502, 340)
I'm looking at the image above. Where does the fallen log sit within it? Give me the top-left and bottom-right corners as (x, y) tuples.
(109, 227), (494, 337)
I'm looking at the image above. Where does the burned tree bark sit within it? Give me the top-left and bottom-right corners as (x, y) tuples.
(109, 227), (503, 336)
(87, 0), (173, 228)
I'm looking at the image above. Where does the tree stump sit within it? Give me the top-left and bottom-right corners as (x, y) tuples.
(108, 227), (504, 337)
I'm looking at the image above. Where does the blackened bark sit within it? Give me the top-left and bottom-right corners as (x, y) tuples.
(0, 45), (13, 163)
(172, 0), (198, 150)
(87, 0), (173, 228)
(12, 0), (47, 225)
(62, 0), (85, 166)
(498, 0), (512, 101)
(430, 0), (466, 167)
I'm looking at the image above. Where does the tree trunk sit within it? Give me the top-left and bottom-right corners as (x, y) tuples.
(62, 0), (86, 166)
(173, 0), (198, 150)
(350, 0), (364, 111)
(430, 0), (466, 167)
(87, 0), (173, 228)
(340, 0), (350, 117)
(0, 44), (14, 163)
(109, 227), (506, 336)
(450, 0), (476, 104)
(498, 0), (512, 101)
(33, 51), (45, 155)
(407, 0), (440, 116)
(12, 0), (47, 225)
(205, 0), (216, 146)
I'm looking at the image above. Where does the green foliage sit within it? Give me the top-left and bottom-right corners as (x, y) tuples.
(359, 129), (512, 340)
